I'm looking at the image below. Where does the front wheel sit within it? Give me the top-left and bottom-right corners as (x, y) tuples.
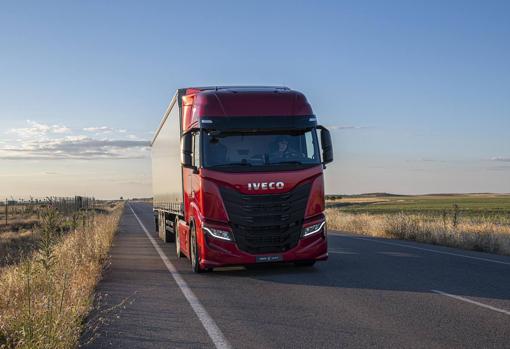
(190, 225), (205, 273)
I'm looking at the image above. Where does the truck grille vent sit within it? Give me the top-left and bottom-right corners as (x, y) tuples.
(220, 182), (311, 254)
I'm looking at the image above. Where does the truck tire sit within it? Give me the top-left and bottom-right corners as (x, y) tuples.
(158, 212), (165, 240)
(159, 213), (175, 243)
(164, 222), (175, 243)
(190, 225), (204, 273)
(175, 217), (184, 258)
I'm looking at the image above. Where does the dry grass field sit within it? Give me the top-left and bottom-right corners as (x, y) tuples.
(1, 210), (42, 269)
(0, 202), (123, 348)
(326, 194), (510, 255)
(0, 201), (117, 270)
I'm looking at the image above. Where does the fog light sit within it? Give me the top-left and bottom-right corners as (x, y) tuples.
(203, 226), (233, 241)
(302, 221), (325, 237)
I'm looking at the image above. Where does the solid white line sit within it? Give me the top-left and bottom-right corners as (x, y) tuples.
(432, 289), (510, 316)
(128, 204), (232, 349)
(332, 233), (510, 266)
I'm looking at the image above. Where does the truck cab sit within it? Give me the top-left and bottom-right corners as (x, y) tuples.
(152, 86), (333, 272)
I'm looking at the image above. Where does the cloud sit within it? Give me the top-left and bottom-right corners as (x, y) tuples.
(0, 136), (150, 160)
(83, 126), (114, 133)
(83, 126), (137, 136)
(3, 120), (151, 160)
(491, 156), (510, 162)
(9, 120), (71, 138)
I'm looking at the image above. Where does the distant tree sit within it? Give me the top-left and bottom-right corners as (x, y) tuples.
(120, 196), (124, 200)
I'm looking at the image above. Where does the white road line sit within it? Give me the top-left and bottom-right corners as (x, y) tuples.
(432, 290), (510, 316)
(332, 233), (510, 266)
(128, 204), (232, 349)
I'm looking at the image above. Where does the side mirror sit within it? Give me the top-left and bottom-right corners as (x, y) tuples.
(180, 133), (193, 168)
(318, 126), (333, 164)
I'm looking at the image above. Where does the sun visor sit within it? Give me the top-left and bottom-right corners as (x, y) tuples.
(200, 116), (317, 131)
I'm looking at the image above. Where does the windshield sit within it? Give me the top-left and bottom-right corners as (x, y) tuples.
(202, 129), (321, 170)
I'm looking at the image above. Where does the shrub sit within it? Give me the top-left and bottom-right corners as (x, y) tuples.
(0, 205), (123, 349)
(326, 208), (510, 256)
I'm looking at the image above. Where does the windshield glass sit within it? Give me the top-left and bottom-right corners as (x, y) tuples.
(202, 129), (321, 169)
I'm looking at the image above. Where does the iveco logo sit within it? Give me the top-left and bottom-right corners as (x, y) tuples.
(247, 182), (285, 190)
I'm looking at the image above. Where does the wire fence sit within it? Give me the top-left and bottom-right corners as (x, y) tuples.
(1, 196), (96, 225)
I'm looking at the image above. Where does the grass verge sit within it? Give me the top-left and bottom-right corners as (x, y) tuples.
(326, 209), (510, 256)
(0, 203), (123, 348)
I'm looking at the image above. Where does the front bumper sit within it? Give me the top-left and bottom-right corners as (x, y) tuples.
(200, 230), (328, 269)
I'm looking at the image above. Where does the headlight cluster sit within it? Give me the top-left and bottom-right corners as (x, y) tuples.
(203, 226), (233, 241)
(302, 221), (325, 237)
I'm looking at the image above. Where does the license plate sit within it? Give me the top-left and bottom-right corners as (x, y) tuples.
(256, 255), (283, 263)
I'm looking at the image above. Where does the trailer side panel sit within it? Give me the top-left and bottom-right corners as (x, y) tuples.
(152, 93), (183, 214)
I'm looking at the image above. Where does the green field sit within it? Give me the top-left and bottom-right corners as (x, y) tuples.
(326, 194), (510, 221)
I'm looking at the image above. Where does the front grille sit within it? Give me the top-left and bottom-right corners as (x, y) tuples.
(220, 183), (311, 254)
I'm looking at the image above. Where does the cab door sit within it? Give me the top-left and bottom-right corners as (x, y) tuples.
(182, 130), (201, 255)
(190, 130), (201, 215)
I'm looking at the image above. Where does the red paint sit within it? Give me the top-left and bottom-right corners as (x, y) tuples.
(305, 174), (325, 218)
(200, 228), (328, 269)
(182, 88), (313, 132)
(156, 86), (331, 271)
(177, 220), (190, 258)
(201, 166), (322, 196)
(181, 94), (196, 131)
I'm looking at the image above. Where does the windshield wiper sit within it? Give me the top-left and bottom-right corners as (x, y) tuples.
(270, 161), (304, 165)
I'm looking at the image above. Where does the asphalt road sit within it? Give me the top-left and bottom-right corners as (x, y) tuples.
(82, 202), (510, 348)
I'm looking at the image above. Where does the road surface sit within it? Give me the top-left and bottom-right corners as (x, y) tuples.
(82, 202), (510, 348)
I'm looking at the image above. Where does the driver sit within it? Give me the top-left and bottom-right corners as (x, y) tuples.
(270, 136), (300, 160)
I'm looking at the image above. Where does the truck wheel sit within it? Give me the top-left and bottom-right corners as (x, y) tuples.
(161, 214), (175, 243)
(175, 217), (184, 258)
(190, 225), (204, 273)
(158, 212), (165, 240)
(295, 260), (316, 267)
(164, 225), (175, 243)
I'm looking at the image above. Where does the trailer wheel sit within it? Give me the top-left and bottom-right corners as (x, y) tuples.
(160, 213), (175, 243)
(175, 217), (184, 258)
(158, 212), (166, 240)
(190, 225), (204, 273)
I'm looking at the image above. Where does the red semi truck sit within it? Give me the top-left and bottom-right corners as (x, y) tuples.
(152, 86), (333, 272)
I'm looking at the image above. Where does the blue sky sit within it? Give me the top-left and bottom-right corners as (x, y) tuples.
(1, 0), (509, 198)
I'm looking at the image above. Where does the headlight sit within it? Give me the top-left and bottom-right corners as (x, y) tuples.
(203, 226), (233, 241)
(302, 221), (325, 237)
